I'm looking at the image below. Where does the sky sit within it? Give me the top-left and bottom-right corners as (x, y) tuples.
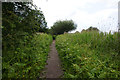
(33, 0), (119, 33)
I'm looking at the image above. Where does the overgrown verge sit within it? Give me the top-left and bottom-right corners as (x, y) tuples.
(3, 33), (52, 78)
(2, 2), (53, 79)
(56, 31), (120, 78)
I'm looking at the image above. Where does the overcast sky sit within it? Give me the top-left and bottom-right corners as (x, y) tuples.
(33, 0), (119, 33)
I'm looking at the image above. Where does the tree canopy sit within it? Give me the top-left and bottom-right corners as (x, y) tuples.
(87, 26), (99, 31)
(50, 20), (77, 35)
(81, 26), (99, 33)
(2, 2), (48, 62)
(2, 2), (48, 36)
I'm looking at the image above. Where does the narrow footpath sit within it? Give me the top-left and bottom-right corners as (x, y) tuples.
(42, 40), (63, 78)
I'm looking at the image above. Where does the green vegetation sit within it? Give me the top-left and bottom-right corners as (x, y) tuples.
(3, 34), (52, 78)
(56, 31), (120, 78)
(2, 2), (52, 78)
(2, 1), (120, 79)
(81, 26), (99, 33)
(50, 20), (77, 35)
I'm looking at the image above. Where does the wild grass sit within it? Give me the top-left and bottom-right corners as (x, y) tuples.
(56, 31), (120, 78)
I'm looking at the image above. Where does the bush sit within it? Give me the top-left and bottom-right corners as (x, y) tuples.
(3, 34), (53, 78)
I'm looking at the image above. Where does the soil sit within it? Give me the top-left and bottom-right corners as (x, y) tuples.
(40, 40), (63, 78)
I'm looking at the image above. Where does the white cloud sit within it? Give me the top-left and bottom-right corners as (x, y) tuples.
(33, 0), (119, 32)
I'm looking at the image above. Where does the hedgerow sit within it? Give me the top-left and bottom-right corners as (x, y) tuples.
(3, 34), (52, 78)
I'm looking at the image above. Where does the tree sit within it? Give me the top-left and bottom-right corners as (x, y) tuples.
(2, 2), (48, 35)
(50, 20), (77, 35)
(86, 26), (99, 32)
(81, 26), (99, 33)
(2, 2), (48, 53)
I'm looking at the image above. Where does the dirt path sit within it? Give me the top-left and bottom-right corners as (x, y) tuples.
(42, 40), (63, 78)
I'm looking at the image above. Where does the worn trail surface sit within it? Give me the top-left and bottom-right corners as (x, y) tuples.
(43, 40), (63, 78)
